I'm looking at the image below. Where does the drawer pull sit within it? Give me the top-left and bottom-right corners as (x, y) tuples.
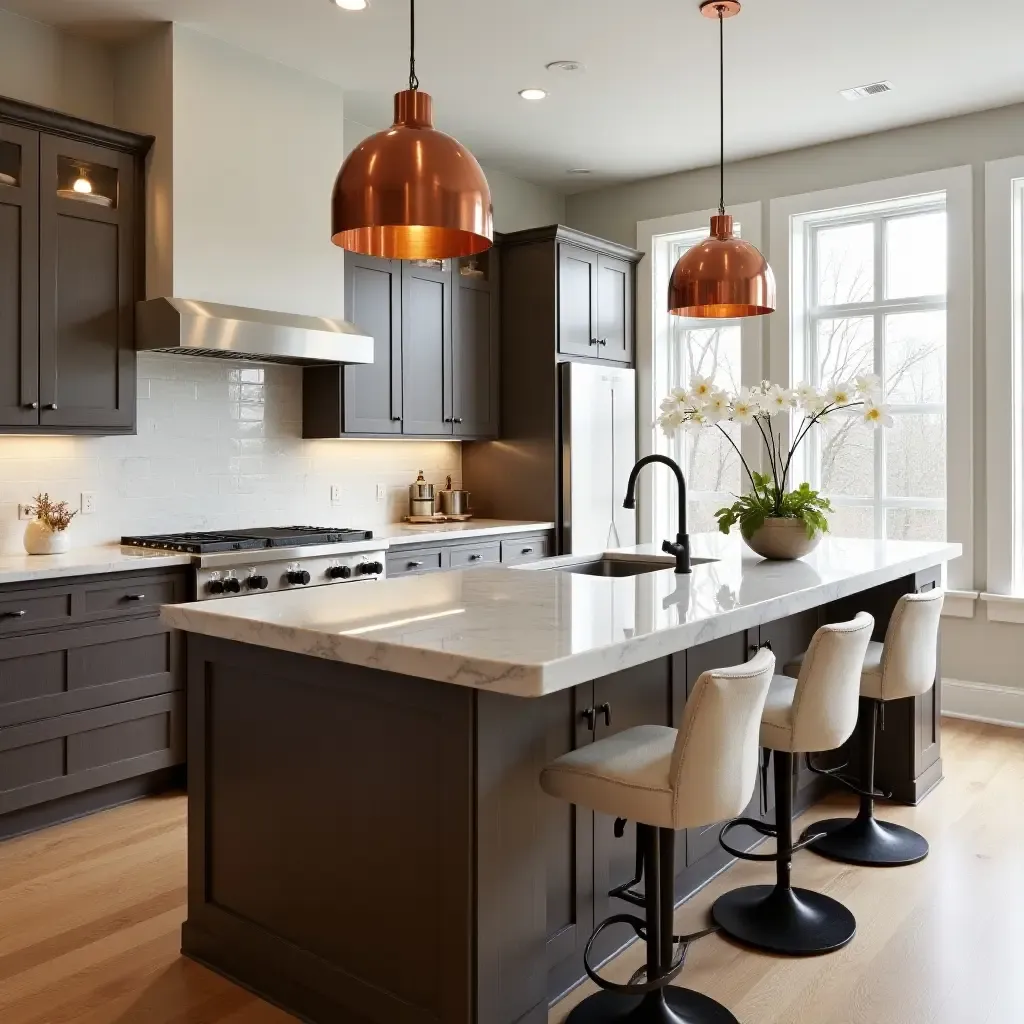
(521, 547), (534, 555)
(407, 561), (424, 569)
(469, 553), (482, 561)
(1, 609), (27, 618)
(123, 593), (147, 601)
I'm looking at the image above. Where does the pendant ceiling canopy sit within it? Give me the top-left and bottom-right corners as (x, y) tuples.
(331, 0), (493, 260)
(668, 1), (775, 318)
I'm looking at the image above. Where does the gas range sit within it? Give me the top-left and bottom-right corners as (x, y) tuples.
(122, 526), (388, 600)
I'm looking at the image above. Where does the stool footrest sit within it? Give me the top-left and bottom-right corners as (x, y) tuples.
(719, 817), (779, 861)
(804, 754), (890, 800)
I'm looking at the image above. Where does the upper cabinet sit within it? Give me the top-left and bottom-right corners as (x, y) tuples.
(0, 98), (150, 435)
(303, 249), (498, 440)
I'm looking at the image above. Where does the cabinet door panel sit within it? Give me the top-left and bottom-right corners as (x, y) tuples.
(544, 682), (595, 1002)
(343, 254), (403, 434)
(596, 255), (633, 363)
(38, 137), (135, 430)
(452, 275), (497, 437)
(402, 263), (452, 435)
(557, 244), (598, 357)
(591, 660), (671, 962)
(0, 123), (39, 427)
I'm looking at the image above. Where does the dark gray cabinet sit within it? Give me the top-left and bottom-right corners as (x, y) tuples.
(303, 252), (498, 440)
(596, 254), (633, 363)
(0, 566), (189, 839)
(384, 529), (554, 579)
(0, 97), (150, 435)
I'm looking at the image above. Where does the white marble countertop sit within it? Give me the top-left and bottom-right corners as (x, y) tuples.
(0, 545), (192, 586)
(374, 520), (555, 546)
(161, 534), (960, 698)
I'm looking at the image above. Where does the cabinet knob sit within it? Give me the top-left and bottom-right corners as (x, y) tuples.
(123, 593), (146, 602)
(407, 560), (424, 569)
(443, 417), (453, 423)
(589, 337), (599, 346)
(598, 339), (608, 347)
(44, 403), (57, 410)
(453, 417), (463, 424)
(521, 547), (534, 555)
(24, 402), (38, 410)
(469, 553), (482, 561)
(1, 610), (27, 619)
(391, 415), (403, 422)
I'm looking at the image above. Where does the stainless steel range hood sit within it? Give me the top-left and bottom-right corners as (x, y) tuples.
(136, 298), (374, 366)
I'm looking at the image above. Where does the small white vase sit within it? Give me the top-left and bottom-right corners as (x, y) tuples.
(24, 520), (71, 555)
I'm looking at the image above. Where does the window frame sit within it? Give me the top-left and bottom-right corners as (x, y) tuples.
(636, 202), (765, 544)
(983, 155), (1024, 600)
(769, 167), (974, 589)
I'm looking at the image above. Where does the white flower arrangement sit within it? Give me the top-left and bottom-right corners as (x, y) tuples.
(658, 375), (892, 539)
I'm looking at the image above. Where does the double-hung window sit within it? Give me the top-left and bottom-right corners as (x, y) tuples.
(794, 197), (948, 541)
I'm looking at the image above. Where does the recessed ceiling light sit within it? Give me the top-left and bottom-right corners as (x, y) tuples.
(331, 0), (368, 10)
(567, 168), (591, 175)
(840, 80), (894, 101)
(519, 88), (548, 101)
(546, 60), (585, 73)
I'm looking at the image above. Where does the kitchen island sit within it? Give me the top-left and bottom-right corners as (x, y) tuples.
(163, 534), (958, 1024)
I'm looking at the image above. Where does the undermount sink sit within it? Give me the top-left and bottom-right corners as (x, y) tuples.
(543, 556), (715, 578)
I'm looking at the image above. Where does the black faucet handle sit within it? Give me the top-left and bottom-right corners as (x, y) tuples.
(662, 535), (692, 575)
(661, 538), (677, 555)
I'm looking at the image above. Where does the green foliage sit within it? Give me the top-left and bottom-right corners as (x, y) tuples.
(715, 475), (833, 541)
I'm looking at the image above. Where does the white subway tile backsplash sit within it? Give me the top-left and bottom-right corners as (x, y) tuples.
(0, 353), (461, 554)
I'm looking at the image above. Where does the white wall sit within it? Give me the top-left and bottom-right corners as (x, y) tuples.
(566, 102), (1024, 697)
(0, 8), (113, 123)
(171, 26), (347, 317)
(344, 118), (566, 234)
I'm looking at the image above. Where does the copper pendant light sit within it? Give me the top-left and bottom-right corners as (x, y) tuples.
(668, 1), (775, 318)
(331, 0), (493, 260)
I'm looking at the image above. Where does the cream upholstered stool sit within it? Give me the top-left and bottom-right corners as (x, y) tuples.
(789, 589), (944, 866)
(711, 613), (874, 957)
(540, 648), (776, 1024)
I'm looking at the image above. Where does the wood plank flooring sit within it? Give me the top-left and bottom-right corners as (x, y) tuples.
(0, 717), (1020, 1024)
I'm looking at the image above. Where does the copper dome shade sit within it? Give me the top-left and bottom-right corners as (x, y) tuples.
(668, 214), (776, 318)
(331, 89), (493, 260)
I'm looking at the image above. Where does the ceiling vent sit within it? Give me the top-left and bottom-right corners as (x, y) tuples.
(840, 81), (894, 101)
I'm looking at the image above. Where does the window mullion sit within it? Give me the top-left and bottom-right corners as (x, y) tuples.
(874, 215), (887, 538)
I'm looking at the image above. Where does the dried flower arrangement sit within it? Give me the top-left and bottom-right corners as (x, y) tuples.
(27, 493), (78, 533)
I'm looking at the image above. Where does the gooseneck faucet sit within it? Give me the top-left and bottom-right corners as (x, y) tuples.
(622, 454), (691, 574)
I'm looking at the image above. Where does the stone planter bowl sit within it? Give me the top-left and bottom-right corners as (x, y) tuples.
(744, 517), (822, 560)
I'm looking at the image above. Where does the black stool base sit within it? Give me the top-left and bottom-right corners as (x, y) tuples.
(711, 884), (855, 956)
(803, 815), (929, 867)
(566, 987), (738, 1024)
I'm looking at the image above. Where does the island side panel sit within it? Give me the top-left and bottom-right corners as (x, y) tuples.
(182, 635), (476, 1024)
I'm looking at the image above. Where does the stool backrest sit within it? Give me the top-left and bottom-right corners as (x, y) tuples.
(669, 647), (775, 829)
(792, 612), (874, 752)
(880, 589), (944, 700)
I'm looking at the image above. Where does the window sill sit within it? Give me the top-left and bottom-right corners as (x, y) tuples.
(981, 593), (1024, 624)
(942, 590), (979, 619)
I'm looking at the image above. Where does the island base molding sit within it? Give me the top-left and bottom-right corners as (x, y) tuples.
(181, 566), (943, 1024)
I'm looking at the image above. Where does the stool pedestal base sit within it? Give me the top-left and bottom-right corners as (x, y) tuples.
(803, 815), (929, 867)
(711, 884), (856, 956)
(566, 987), (738, 1024)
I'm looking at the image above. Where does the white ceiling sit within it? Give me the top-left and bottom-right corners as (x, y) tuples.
(6, 0), (1024, 191)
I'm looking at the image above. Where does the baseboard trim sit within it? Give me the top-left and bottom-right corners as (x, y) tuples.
(941, 678), (1024, 729)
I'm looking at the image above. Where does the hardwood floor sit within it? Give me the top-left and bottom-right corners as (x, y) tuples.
(0, 718), (1020, 1024)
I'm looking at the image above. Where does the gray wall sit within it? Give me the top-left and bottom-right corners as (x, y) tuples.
(566, 102), (1024, 694)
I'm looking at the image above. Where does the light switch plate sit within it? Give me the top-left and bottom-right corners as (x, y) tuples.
(376, 485), (387, 503)
(81, 491), (96, 515)
(330, 484), (342, 506)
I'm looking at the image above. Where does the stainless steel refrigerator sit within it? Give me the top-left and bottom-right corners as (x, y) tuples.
(560, 361), (637, 554)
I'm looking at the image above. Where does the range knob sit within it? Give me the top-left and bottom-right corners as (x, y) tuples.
(207, 579), (225, 595)
(246, 574), (269, 590)
(287, 569), (311, 586)
(357, 561), (384, 576)
(223, 577), (241, 594)
(328, 565), (352, 580)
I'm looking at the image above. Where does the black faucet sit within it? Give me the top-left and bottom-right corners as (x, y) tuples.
(622, 454), (691, 574)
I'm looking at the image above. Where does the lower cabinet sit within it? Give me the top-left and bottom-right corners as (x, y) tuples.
(385, 530), (554, 579)
(0, 567), (188, 837)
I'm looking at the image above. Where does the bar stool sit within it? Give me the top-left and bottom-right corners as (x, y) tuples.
(790, 589), (945, 866)
(540, 648), (776, 1024)
(712, 613), (874, 957)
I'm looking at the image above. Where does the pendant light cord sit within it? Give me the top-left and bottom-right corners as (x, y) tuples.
(409, 0), (419, 90)
(718, 6), (725, 216)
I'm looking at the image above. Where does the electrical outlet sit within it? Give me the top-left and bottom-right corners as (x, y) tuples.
(80, 491), (96, 515)
(376, 485), (387, 504)
(330, 484), (342, 506)
(18, 504), (34, 521)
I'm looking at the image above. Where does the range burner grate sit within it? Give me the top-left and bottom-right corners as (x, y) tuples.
(121, 526), (374, 554)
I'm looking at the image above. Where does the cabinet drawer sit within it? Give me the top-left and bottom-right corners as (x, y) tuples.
(501, 535), (553, 565)
(386, 548), (447, 577)
(0, 588), (73, 634)
(449, 542), (501, 569)
(80, 574), (182, 617)
(0, 691), (184, 815)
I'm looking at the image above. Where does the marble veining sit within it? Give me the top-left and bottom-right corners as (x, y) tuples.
(162, 534), (960, 697)
(0, 545), (192, 585)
